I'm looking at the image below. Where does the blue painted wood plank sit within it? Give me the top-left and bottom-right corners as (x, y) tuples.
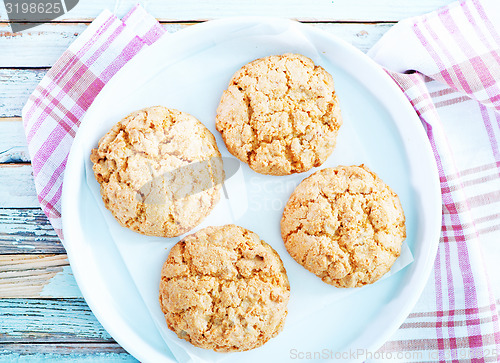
(0, 69), (45, 118)
(0, 344), (137, 362)
(0, 165), (39, 208)
(0, 119), (29, 163)
(0, 299), (112, 343)
(0, 209), (63, 254)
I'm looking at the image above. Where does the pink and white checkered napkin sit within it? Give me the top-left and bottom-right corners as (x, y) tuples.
(21, 0), (500, 361)
(21, 5), (166, 239)
(368, 0), (500, 360)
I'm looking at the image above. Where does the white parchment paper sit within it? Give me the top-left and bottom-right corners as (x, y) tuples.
(83, 20), (414, 363)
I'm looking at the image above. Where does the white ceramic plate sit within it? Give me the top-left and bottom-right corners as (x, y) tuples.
(62, 17), (441, 363)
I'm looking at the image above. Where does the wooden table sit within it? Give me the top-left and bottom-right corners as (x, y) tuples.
(0, 0), (455, 361)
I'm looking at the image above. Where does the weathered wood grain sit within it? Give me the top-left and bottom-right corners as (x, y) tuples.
(0, 208), (63, 254)
(0, 0), (455, 22)
(0, 255), (83, 298)
(0, 256), (81, 298)
(0, 68), (45, 118)
(0, 299), (113, 342)
(0, 22), (391, 67)
(0, 23), (85, 68)
(0, 254), (66, 269)
(0, 118), (29, 163)
(0, 164), (38, 208)
(0, 344), (135, 361)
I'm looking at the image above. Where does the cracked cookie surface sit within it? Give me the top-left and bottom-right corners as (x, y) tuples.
(281, 165), (406, 288)
(90, 106), (223, 237)
(216, 53), (342, 175)
(159, 224), (290, 352)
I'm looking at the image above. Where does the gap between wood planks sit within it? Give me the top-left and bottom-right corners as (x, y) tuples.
(0, 20), (398, 24)
(0, 0), (456, 23)
(0, 343), (131, 358)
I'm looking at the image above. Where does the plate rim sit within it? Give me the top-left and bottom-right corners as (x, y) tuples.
(61, 15), (442, 363)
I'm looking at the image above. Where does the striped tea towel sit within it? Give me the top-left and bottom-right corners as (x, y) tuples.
(368, 0), (500, 361)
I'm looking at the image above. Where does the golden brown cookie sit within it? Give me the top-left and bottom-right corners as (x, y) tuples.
(159, 224), (290, 352)
(281, 165), (406, 288)
(90, 106), (224, 237)
(216, 53), (342, 176)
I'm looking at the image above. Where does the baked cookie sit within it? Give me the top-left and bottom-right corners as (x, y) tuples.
(159, 224), (290, 352)
(281, 165), (406, 288)
(216, 53), (342, 175)
(90, 106), (224, 237)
